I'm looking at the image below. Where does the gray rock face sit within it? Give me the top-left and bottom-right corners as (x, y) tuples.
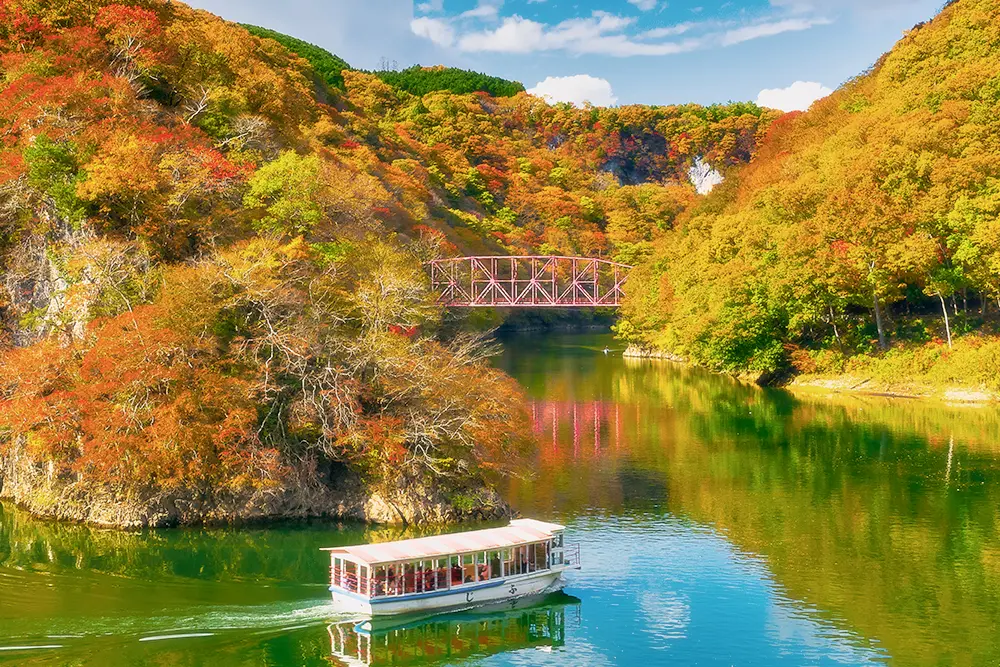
(2, 213), (93, 346)
(0, 439), (512, 528)
(622, 345), (686, 362)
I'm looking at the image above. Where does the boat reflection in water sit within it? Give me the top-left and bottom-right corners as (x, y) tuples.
(328, 592), (580, 666)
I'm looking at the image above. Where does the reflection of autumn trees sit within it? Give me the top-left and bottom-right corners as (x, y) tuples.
(0, 500), (331, 581)
(501, 339), (1000, 666)
(0, 498), (511, 583)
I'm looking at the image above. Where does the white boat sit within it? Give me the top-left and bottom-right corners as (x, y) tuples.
(322, 518), (581, 617)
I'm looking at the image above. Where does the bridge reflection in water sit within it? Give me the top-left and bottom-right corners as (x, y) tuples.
(328, 593), (580, 666)
(530, 400), (624, 458)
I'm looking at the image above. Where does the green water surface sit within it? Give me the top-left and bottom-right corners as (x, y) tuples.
(1, 332), (998, 666)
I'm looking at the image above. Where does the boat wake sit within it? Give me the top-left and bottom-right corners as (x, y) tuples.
(0, 598), (356, 656)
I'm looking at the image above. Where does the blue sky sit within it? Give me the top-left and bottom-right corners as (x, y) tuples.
(186, 0), (943, 109)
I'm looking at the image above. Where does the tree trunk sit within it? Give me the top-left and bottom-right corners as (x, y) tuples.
(873, 292), (887, 350)
(830, 305), (842, 351)
(938, 292), (953, 349)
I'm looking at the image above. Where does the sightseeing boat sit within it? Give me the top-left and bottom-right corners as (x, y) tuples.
(322, 519), (580, 617)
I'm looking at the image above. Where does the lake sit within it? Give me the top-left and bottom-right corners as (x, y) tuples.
(2, 331), (998, 665)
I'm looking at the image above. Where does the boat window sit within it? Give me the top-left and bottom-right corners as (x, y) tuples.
(536, 542), (550, 570)
(389, 564), (402, 596)
(553, 533), (564, 548)
(435, 558), (448, 590)
(333, 557), (342, 587)
(417, 560), (439, 592)
(489, 550), (503, 579)
(359, 565), (369, 596)
(344, 561), (358, 593)
(462, 554), (476, 583)
(403, 562), (416, 594)
(450, 555), (463, 586)
(476, 551), (490, 582)
(372, 565), (388, 597)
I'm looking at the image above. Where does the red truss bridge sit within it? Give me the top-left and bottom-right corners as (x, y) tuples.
(427, 256), (633, 308)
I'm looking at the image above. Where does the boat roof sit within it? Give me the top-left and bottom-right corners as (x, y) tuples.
(321, 519), (565, 565)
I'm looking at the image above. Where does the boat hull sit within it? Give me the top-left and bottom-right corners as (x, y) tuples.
(330, 568), (566, 617)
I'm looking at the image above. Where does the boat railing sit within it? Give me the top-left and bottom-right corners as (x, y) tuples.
(563, 543), (581, 569)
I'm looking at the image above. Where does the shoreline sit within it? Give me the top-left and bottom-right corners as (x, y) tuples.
(622, 346), (1000, 406)
(0, 447), (513, 529)
(496, 322), (614, 334)
(786, 376), (1000, 405)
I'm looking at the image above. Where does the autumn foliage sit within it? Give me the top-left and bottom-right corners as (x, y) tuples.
(618, 0), (1000, 376)
(0, 0), (780, 517)
(0, 238), (530, 501)
(0, 0), (548, 513)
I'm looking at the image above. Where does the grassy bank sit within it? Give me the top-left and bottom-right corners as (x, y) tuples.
(789, 336), (1000, 404)
(626, 336), (1000, 404)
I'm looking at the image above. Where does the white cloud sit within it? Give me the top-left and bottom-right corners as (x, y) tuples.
(457, 15), (544, 53)
(640, 22), (700, 39)
(416, 0), (444, 13)
(528, 74), (618, 107)
(410, 6), (832, 58)
(770, 0), (918, 13)
(460, 0), (502, 20)
(455, 12), (705, 56)
(410, 16), (455, 47)
(628, 0), (658, 10)
(756, 80), (833, 111)
(721, 17), (831, 45)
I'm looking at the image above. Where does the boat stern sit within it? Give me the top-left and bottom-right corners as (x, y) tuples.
(329, 588), (373, 616)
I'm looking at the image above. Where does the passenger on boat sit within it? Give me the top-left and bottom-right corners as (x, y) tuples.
(490, 553), (502, 578)
(386, 567), (397, 595)
(451, 563), (463, 585)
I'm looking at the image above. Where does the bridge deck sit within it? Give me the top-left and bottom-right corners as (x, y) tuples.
(427, 256), (632, 308)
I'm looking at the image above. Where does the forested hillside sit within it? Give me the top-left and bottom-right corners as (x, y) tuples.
(619, 0), (1000, 388)
(0, 0), (776, 525)
(242, 25), (524, 98)
(242, 24), (351, 89)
